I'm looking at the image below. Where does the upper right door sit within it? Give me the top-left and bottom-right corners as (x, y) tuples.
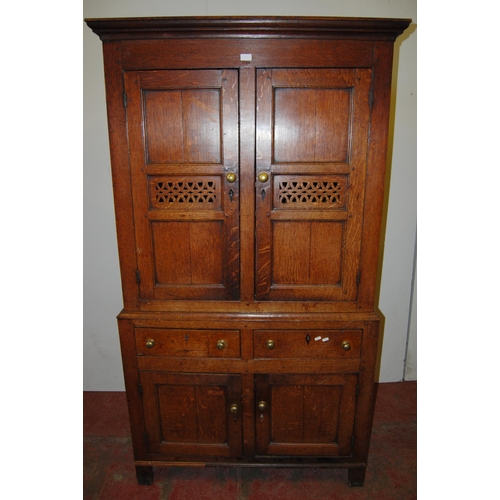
(255, 68), (372, 302)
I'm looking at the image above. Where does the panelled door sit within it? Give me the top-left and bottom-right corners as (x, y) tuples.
(124, 70), (240, 301)
(255, 69), (372, 301)
(254, 373), (358, 457)
(140, 372), (243, 458)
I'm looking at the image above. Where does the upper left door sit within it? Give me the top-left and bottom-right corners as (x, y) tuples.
(124, 70), (240, 301)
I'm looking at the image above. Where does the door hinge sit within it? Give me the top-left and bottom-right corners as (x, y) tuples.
(123, 92), (128, 108)
(351, 435), (355, 447)
(144, 432), (149, 445)
(136, 270), (141, 284)
(356, 271), (361, 285)
(138, 383), (143, 396)
(355, 384), (360, 397)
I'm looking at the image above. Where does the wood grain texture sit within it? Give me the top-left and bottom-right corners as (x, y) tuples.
(255, 67), (371, 302)
(144, 89), (221, 164)
(102, 42), (140, 309)
(86, 16), (412, 42)
(135, 328), (241, 358)
(253, 330), (362, 359)
(255, 373), (357, 456)
(140, 372), (243, 457)
(124, 69), (239, 301)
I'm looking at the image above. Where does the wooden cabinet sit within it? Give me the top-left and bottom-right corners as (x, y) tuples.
(86, 16), (411, 487)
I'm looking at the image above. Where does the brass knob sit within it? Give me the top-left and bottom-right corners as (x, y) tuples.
(145, 339), (155, 349)
(216, 339), (227, 350)
(226, 172), (236, 183)
(230, 404), (239, 414)
(258, 172), (269, 183)
(266, 339), (275, 350)
(258, 401), (267, 412)
(342, 341), (351, 351)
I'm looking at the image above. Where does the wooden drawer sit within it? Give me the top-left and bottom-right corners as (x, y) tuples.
(253, 330), (362, 359)
(135, 328), (241, 358)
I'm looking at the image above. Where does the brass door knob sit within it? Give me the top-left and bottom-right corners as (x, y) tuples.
(258, 172), (269, 183)
(230, 404), (239, 414)
(226, 172), (237, 183)
(145, 339), (155, 349)
(258, 401), (267, 412)
(216, 339), (227, 350)
(342, 341), (351, 351)
(266, 339), (275, 350)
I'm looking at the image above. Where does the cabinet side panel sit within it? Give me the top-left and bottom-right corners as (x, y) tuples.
(102, 42), (139, 309)
(357, 43), (394, 310)
(117, 318), (147, 458)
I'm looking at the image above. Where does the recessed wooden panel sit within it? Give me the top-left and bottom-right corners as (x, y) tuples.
(152, 221), (223, 285)
(270, 384), (341, 445)
(272, 221), (343, 285)
(158, 384), (198, 442)
(144, 89), (221, 164)
(310, 221), (343, 284)
(272, 222), (310, 284)
(273, 88), (350, 163)
(271, 385), (303, 443)
(303, 385), (341, 443)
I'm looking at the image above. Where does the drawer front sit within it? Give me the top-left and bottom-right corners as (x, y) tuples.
(253, 330), (362, 359)
(135, 328), (241, 358)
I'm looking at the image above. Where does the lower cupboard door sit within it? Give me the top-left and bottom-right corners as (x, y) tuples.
(255, 374), (357, 457)
(140, 372), (243, 458)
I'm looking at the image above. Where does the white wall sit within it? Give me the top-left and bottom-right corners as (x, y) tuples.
(83, 0), (417, 390)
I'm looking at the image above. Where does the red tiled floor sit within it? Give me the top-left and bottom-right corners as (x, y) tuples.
(84, 392), (131, 437)
(83, 382), (416, 499)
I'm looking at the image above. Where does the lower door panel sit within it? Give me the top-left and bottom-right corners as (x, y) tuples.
(140, 372), (243, 458)
(255, 373), (357, 457)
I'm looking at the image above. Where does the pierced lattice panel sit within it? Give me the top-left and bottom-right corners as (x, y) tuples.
(273, 176), (347, 210)
(149, 176), (221, 210)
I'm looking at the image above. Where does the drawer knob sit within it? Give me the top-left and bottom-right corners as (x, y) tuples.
(266, 339), (275, 350)
(258, 172), (269, 183)
(216, 339), (228, 350)
(258, 401), (267, 412)
(342, 341), (351, 351)
(226, 172), (236, 183)
(230, 404), (239, 414)
(145, 339), (155, 349)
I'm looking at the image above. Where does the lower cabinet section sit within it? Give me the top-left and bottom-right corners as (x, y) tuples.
(118, 314), (380, 486)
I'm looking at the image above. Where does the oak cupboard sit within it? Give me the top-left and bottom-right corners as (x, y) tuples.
(85, 16), (411, 487)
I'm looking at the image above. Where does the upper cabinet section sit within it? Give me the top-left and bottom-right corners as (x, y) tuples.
(86, 16), (411, 311)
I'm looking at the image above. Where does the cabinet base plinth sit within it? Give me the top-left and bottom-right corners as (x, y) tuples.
(348, 467), (366, 487)
(135, 465), (154, 485)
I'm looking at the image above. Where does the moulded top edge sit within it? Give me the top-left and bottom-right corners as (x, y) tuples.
(85, 16), (412, 42)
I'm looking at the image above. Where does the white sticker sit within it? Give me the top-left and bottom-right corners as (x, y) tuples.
(240, 53), (252, 61)
(322, 337), (330, 342)
(314, 336), (322, 341)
